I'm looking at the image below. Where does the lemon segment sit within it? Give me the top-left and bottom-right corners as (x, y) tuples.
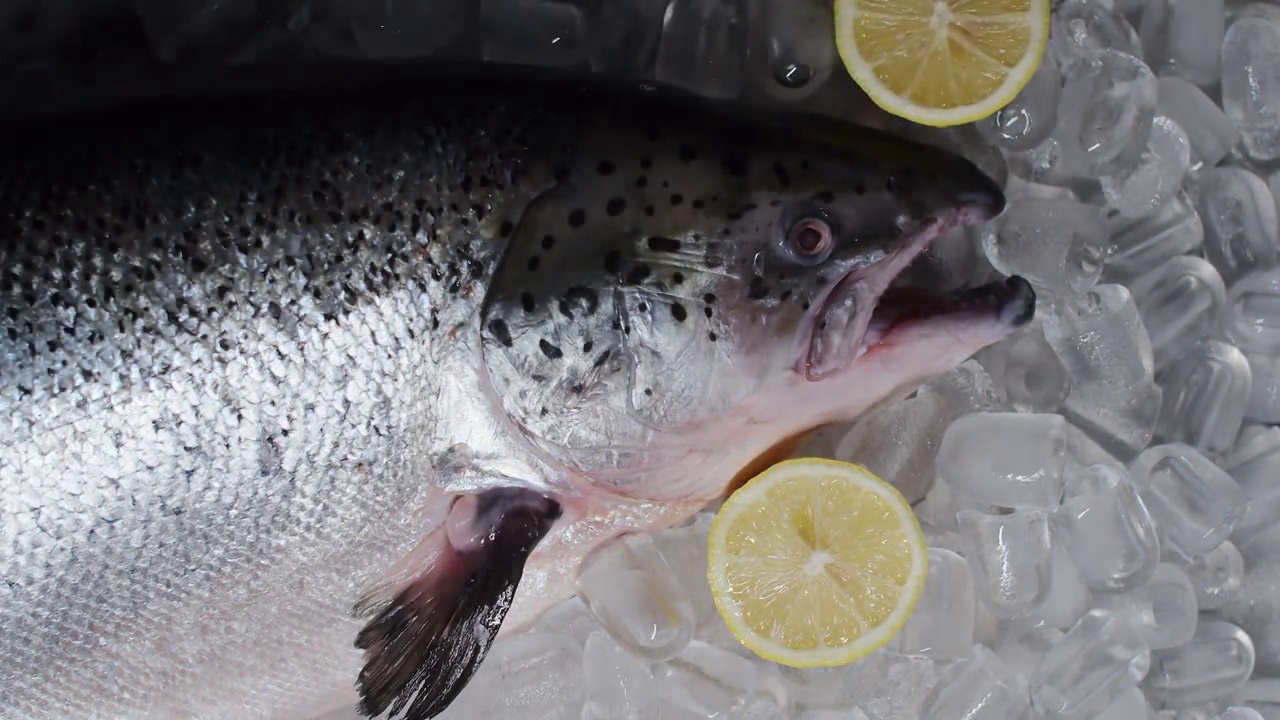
(834, 0), (1051, 127)
(706, 458), (928, 667)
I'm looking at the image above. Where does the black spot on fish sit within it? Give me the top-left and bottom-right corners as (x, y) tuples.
(567, 286), (600, 315)
(721, 152), (749, 177)
(671, 303), (688, 322)
(572, 383), (585, 394)
(553, 164), (571, 182)
(672, 272), (685, 285)
(593, 349), (612, 368)
(637, 301), (649, 313)
(521, 292), (536, 313)
(644, 206), (655, 216)
(812, 191), (836, 204)
(527, 256), (541, 272)
(604, 250), (623, 275)
(597, 160), (617, 176)
(748, 277), (769, 300)
(772, 161), (790, 188)
(606, 198), (627, 216)
(780, 289), (793, 302)
(568, 209), (586, 228)
(885, 176), (896, 192)
(539, 339), (564, 359)
(636, 176), (649, 189)
(558, 299), (573, 319)
(670, 193), (684, 206)
(704, 306), (713, 319)
(692, 199), (706, 210)
(499, 220), (514, 238)
(679, 145), (697, 162)
(542, 234), (555, 249)
(854, 182), (866, 195)
(640, 156), (653, 170)
(644, 388), (654, 397)
(625, 264), (651, 285)
(461, 175), (474, 193)
(704, 293), (717, 304)
(582, 340), (594, 353)
(647, 236), (682, 253)
(708, 331), (718, 342)
(488, 319), (513, 347)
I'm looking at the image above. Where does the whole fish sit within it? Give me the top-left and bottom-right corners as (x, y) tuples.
(0, 76), (1031, 720)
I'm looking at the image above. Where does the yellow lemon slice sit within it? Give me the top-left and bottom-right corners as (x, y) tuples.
(707, 458), (927, 667)
(834, 0), (1051, 127)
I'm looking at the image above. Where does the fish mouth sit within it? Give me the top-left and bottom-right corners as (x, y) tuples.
(803, 208), (1034, 381)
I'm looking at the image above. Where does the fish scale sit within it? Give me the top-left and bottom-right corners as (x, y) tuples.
(0, 78), (1024, 720)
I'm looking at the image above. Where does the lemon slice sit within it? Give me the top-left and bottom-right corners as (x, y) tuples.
(834, 0), (1051, 127)
(707, 458), (927, 667)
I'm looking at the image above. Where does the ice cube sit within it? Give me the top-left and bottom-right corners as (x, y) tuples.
(1052, 0), (1142, 64)
(1054, 461), (1160, 591)
(745, 0), (833, 101)
(1146, 619), (1256, 709)
(1005, 135), (1082, 187)
(727, 695), (787, 720)
(914, 476), (963, 534)
(656, 640), (788, 719)
(536, 596), (601, 646)
(922, 645), (1029, 720)
(1130, 256), (1228, 371)
(584, 0), (669, 77)
(922, 359), (1003, 419)
(655, 0), (749, 99)
(896, 548), (975, 659)
(778, 665), (854, 711)
(992, 624), (1064, 671)
(1058, 49), (1159, 175)
(1218, 709), (1267, 720)
(652, 517), (719, 636)
(1225, 425), (1280, 499)
(980, 197), (1107, 298)
(345, 0), (470, 59)
(576, 533), (694, 662)
(1155, 340), (1253, 456)
(1222, 15), (1280, 161)
(1043, 285), (1163, 461)
(974, 320), (1072, 413)
(937, 412), (1068, 509)
(1157, 77), (1240, 169)
(1139, 0), (1226, 87)
(1031, 608), (1151, 717)
(833, 391), (949, 505)
(1101, 115), (1192, 219)
(958, 507), (1053, 618)
(1176, 539), (1245, 611)
(1103, 191), (1205, 281)
(977, 48), (1063, 151)
(1225, 270), (1280, 355)
(479, 0), (587, 66)
(582, 631), (658, 720)
(1097, 685), (1154, 720)
(1099, 562), (1200, 650)
(444, 631), (586, 720)
(1030, 537), (1094, 630)
(1196, 167), (1280, 284)
(847, 652), (940, 720)
(1245, 353), (1280, 424)
(1129, 443), (1251, 559)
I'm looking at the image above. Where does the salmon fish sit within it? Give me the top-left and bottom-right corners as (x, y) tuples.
(0, 76), (1031, 720)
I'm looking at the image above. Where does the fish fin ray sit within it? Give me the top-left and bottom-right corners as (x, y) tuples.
(354, 490), (562, 720)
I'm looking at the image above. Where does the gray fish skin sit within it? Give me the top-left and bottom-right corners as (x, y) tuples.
(0, 80), (1025, 720)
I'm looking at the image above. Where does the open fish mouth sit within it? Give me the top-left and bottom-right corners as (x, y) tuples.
(803, 208), (1035, 381)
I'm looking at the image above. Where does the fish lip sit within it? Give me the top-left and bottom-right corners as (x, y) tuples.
(800, 213), (957, 382)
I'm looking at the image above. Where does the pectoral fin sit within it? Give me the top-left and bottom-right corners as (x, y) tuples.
(354, 488), (562, 720)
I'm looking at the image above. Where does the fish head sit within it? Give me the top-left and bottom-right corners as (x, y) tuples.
(481, 118), (1028, 499)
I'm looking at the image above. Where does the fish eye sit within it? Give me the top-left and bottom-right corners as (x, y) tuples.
(784, 217), (833, 265)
